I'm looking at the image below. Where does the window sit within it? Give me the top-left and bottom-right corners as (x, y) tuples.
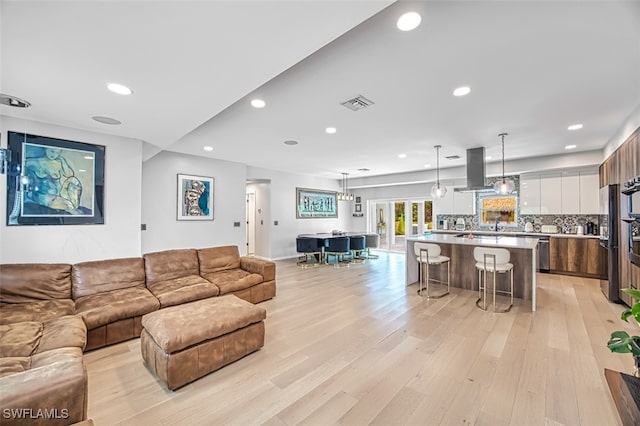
(478, 194), (518, 227)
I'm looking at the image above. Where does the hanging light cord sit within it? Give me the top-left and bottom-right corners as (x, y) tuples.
(435, 145), (441, 187)
(499, 132), (508, 183)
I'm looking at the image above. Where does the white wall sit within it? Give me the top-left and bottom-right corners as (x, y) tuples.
(603, 104), (640, 159)
(141, 151), (247, 254)
(247, 166), (348, 260)
(0, 116), (142, 263)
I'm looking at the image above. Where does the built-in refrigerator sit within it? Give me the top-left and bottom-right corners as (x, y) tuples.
(599, 184), (620, 302)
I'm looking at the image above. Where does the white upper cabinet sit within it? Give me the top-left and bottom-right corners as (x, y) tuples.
(520, 175), (541, 214)
(435, 181), (455, 214)
(561, 172), (581, 214)
(540, 174), (563, 214)
(579, 172), (600, 214)
(453, 181), (475, 214)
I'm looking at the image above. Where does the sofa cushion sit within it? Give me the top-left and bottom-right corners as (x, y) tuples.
(30, 347), (84, 368)
(0, 357), (31, 379)
(75, 287), (160, 330)
(202, 269), (263, 295)
(240, 257), (276, 282)
(0, 299), (76, 325)
(144, 249), (200, 286)
(0, 263), (72, 304)
(141, 295), (267, 353)
(0, 322), (43, 357)
(197, 246), (241, 275)
(36, 315), (87, 354)
(146, 276), (219, 308)
(72, 257), (146, 299)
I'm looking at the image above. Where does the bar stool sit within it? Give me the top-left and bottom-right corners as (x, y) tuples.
(413, 242), (450, 299)
(296, 237), (323, 267)
(325, 236), (351, 267)
(473, 247), (514, 312)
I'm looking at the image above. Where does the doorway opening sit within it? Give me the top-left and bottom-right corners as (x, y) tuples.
(369, 198), (433, 253)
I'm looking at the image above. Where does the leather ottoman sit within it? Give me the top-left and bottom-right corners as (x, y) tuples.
(140, 295), (266, 390)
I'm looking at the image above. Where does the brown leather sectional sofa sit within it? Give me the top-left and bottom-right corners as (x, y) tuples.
(0, 245), (276, 425)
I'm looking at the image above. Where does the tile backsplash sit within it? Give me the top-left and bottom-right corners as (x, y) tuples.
(436, 213), (607, 234)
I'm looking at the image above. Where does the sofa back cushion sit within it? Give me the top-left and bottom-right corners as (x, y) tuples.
(0, 264), (72, 304)
(144, 249), (200, 286)
(72, 257), (146, 299)
(198, 246), (240, 275)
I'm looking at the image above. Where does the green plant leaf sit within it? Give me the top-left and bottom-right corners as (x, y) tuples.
(622, 309), (634, 322)
(608, 331), (634, 353)
(622, 288), (640, 301)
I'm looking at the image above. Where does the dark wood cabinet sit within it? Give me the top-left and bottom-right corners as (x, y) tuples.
(549, 236), (607, 279)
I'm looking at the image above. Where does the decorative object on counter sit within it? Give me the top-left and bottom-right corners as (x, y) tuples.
(493, 133), (515, 195)
(607, 288), (640, 377)
(337, 172), (354, 201)
(430, 144), (447, 198)
(576, 225), (584, 235)
(524, 222), (534, 232)
(455, 218), (465, 231)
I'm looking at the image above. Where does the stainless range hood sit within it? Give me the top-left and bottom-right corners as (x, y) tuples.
(454, 147), (494, 192)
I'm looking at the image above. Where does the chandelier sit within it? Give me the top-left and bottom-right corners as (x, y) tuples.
(337, 172), (354, 201)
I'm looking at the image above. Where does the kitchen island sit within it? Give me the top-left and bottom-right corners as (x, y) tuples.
(406, 233), (539, 311)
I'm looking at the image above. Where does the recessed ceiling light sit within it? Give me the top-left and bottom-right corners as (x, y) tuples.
(284, 140), (298, 146)
(251, 99), (266, 108)
(325, 127), (337, 134)
(567, 124), (583, 131)
(203, 146), (213, 152)
(565, 144), (577, 150)
(398, 153), (407, 159)
(424, 164), (431, 168)
(397, 12), (422, 31)
(453, 86), (471, 97)
(107, 83), (132, 95)
(92, 116), (121, 125)
(485, 156), (492, 160)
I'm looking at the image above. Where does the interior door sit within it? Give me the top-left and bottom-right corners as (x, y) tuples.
(246, 192), (256, 255)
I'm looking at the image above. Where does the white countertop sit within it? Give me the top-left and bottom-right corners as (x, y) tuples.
(431, 230), (600, 239)
(407, 233), (539, 250)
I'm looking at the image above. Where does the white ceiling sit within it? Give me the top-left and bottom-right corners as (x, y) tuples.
(2, 1), (639, 182)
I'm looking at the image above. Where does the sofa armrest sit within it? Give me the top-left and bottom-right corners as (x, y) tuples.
(0, 358), (87, 425)
(240, 257), (275, 281)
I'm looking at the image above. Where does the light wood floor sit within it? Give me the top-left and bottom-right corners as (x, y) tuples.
(85, 252), (633, 425)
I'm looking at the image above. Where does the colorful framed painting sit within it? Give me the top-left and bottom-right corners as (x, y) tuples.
(6, 131), (105, 225)
(177, 174), (214, 220)
(296, 187), (338, 218)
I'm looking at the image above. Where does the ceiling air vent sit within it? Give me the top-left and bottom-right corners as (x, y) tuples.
(340, 95), (375, 111)
(445, 155), (461, 160)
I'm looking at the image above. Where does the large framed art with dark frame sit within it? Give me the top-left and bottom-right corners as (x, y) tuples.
(5, 131), (105, 225)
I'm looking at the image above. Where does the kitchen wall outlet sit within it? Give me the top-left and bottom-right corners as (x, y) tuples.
(274, 220), (278, 226)
(233, 221), (241, 227)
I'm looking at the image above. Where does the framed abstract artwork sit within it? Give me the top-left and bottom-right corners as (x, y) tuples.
(296, 187), (338, 218)
(177, 174), (214, 220)
(6, 131), (105, 225)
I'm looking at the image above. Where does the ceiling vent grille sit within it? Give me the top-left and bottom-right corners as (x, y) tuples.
(340, 95), (375, 111)
(445, 155), (461, 160)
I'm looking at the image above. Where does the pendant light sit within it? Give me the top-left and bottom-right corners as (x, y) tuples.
(338, 172), (354, 201)
(430, 145), (447, 198)
(494, 132), (515, 194)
